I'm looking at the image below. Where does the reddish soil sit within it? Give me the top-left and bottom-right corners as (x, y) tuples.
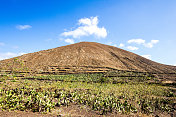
(1, 105), (173, 117)
(0, 42), (176, 80)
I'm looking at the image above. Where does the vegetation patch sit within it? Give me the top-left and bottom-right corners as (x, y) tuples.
(0, 75), (175, 116)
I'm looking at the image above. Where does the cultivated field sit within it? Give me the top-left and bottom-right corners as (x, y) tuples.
(0, 71), (175, 117)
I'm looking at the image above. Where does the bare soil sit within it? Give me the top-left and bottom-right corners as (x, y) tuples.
(0, 42), (176, 82)
(1, 42), (176, 73)
(1, 105), (173, 117)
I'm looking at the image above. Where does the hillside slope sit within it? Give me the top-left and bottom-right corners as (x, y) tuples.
(0, 42), (176, 73)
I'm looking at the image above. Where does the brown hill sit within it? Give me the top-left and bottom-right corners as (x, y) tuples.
(0, 42), (176, 74)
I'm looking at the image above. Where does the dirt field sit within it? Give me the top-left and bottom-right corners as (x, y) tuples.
(1, 42), (176, 73)
(0, 105), (174, 117)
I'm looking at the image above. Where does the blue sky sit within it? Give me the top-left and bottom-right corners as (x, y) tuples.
(0, 0), (176, 65)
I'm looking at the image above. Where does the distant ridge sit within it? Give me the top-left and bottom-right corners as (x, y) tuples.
(0, 42), (176, 74)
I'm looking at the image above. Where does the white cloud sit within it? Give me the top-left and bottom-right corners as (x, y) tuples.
(106, 42), (112, 45)
(127, 39), (159, 48)
(127, 46), (138, 51)
(173, 64), (176, 66)
(144, 40), (159, 48)
(0, 52), (25, 60)
(12, 46), (19, 49)
(127, 39), (145, 44)
(19, 53), (26, 55)
(142, 55), (151, 59)
(64, 38), (74, 44)
(0, 42), (5, 46)
(119, 43), (125, 48)
(16, 25), (32, 30)
(61, 16), (107, 38)
(106, 42), (117, 47)
(45, 38), (53, 42)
